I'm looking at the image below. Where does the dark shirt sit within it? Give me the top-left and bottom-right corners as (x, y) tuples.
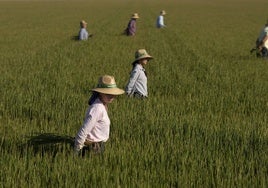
(126, 19), (136, 36)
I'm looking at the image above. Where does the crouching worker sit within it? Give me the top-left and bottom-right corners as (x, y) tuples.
(253, 19), (268, 57)
(74, 75), (124, 156)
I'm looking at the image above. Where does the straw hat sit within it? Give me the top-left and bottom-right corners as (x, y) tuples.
(131, 13), (140, 19)
(160, 10), (166, 15)
(80, 20), (87, 27)
(91, 75), (125, 95)
(132, 49), (153, 64)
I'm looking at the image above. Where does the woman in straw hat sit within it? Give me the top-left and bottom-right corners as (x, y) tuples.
(74, 75), (124, 156)
(124, 13), (139, 36)
(125, 49), (153, 98)
(78, 20), (93, 40)
(156, 10), (166, 28)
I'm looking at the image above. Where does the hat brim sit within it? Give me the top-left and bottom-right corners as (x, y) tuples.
(91, 88), (125, 95)
(80, 21), (87, 25)
(132, 16), (139, 19)
(132, 56), (153, 64)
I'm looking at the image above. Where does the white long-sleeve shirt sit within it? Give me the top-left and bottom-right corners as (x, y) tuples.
(125, 64), (148, 97)
(74, 98), (110, 150)
(258, 26), (268, 48)
(79, 28), (89, 40)
(156, 15), (165, 28)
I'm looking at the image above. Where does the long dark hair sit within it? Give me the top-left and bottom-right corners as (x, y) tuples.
(88, 91), (99, 105)
(132, 61), (147, 77)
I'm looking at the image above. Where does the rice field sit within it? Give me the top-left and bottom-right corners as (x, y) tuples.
(0, 0), (267, 187)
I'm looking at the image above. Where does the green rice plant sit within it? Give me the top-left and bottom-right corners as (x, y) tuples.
(0, 0), (267, 187)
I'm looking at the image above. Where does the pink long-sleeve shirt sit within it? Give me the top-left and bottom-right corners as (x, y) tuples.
(74, 98), (110, 150)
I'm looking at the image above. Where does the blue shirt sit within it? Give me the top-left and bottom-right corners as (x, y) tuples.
(79, 28), (89, 40)
(125, 64), (148, 97)
(156, 15), (165, 28)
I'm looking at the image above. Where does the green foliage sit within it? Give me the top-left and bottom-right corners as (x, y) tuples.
(0, 0), (267, 187)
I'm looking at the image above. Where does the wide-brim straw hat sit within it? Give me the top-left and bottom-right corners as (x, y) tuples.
(80, 20), (87, 26)
(91, 75), (125, 95)
(160, 10), (166, 15)
(131, 13), (139, 19)
(132, 49), (153, 64)
(80, 20), (87, 25)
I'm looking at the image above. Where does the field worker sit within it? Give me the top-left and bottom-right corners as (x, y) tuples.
(74, 75), (124, 156)
(78, 20), (93, 40)
(156, 10), (166, 28)
(124, 13), (139, 36)
(256, 19), (268, 57)
(125, 49), (153, 98)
